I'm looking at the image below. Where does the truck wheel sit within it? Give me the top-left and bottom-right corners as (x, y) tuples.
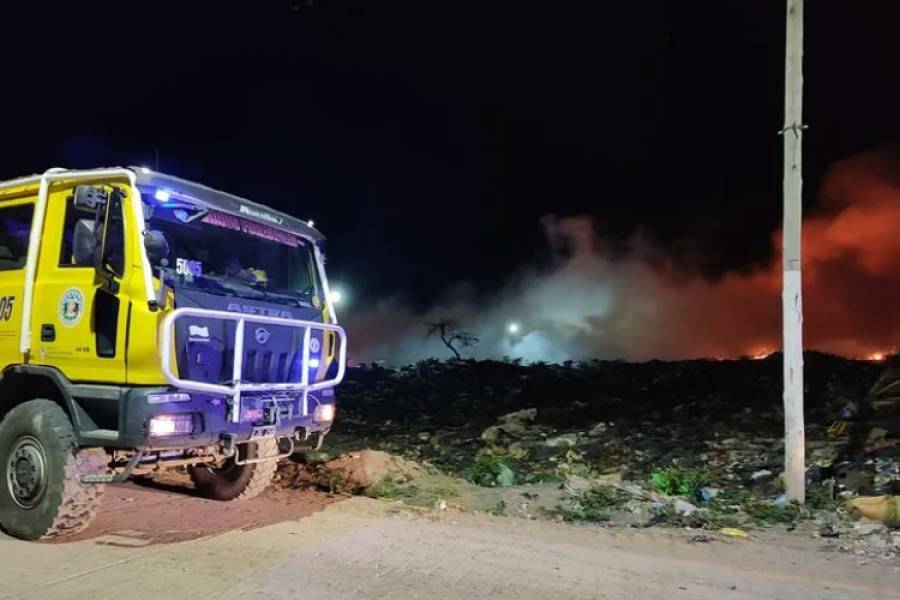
(190, 438), (277, 501)
(0, 399), (107, 540)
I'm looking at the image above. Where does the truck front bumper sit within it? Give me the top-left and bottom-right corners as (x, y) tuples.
(117, 387), (336, 450)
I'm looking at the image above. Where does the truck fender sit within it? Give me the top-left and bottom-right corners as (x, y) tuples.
(0, 365), (94, 439)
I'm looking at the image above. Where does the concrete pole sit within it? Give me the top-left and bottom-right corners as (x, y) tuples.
(782, 0), (805, 503)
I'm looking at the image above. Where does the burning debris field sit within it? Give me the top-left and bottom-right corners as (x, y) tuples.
(279, 353), (900, 557)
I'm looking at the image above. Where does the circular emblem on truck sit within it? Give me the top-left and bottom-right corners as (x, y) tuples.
(254, 327), (271, 344)
(59, 288), (85, 328)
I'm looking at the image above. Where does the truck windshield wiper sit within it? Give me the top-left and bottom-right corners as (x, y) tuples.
(217, 280), (266, 301)
(163, 271), (239, 296)
(259, 292), (311, 308)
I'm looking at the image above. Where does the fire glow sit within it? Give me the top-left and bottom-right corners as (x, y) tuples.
(866, 350), (894, 362)
(750, 348), (775, 360)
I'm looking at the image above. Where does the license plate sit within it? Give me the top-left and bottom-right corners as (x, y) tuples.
(250, 426), (276, 439)
(242, 407), (265, 422)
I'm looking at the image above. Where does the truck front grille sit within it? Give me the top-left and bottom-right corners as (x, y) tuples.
(240, 350), (296, 383)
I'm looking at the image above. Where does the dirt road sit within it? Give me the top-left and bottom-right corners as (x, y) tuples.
(0, 483), (897, 600)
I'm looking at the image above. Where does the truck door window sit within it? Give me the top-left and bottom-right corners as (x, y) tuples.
(59, 192), (126, 276)
(0, 204), (34, 271)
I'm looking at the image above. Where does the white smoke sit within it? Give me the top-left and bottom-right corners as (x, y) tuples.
(343, 215), (777, 364)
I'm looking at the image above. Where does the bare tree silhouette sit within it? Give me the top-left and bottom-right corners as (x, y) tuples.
(425, 319), (479, 360)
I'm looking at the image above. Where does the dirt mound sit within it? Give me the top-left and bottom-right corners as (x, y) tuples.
(324, 449), (427, 492)
(277, 450), (432, 494)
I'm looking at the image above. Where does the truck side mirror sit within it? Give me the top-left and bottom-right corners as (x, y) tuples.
(144, 229), (170, 265)
(72, 219), (99, 267)
(72, 185), (108, 211)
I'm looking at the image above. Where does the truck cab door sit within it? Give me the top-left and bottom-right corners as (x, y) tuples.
(30, 183), (132, 383)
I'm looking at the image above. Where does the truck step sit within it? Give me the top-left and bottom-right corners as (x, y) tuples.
(80, 473), (121, 484)
(79, 449), (146, 485)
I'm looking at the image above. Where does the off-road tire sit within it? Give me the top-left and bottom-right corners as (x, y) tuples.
(0, 399), (107, 540)
(190, 438), (277, 501)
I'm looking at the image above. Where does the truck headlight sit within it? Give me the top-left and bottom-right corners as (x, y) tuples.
(313, 403), (335, 423)
(148, 414), (195, 436)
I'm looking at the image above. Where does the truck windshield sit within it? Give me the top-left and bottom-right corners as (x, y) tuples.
(146, 205), (321, 307)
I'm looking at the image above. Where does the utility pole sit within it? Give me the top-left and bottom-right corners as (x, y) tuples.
(781, 0), (805, 503)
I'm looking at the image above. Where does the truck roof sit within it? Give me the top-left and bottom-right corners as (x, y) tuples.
(0, 167), (325, 245)
(131, 167), (325, 245)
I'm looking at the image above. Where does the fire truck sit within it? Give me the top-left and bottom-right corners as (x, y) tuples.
(0, 167), (346, 539)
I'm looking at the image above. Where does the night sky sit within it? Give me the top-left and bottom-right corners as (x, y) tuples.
(2, 1), (900, 314)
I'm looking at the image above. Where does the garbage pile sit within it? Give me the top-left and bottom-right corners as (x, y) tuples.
(314, 352), (899, 552)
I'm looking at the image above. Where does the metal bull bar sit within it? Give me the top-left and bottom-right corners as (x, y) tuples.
(159, 307), (347, 423)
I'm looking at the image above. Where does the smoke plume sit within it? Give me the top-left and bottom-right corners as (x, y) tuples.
(343, 147), (900, 364)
